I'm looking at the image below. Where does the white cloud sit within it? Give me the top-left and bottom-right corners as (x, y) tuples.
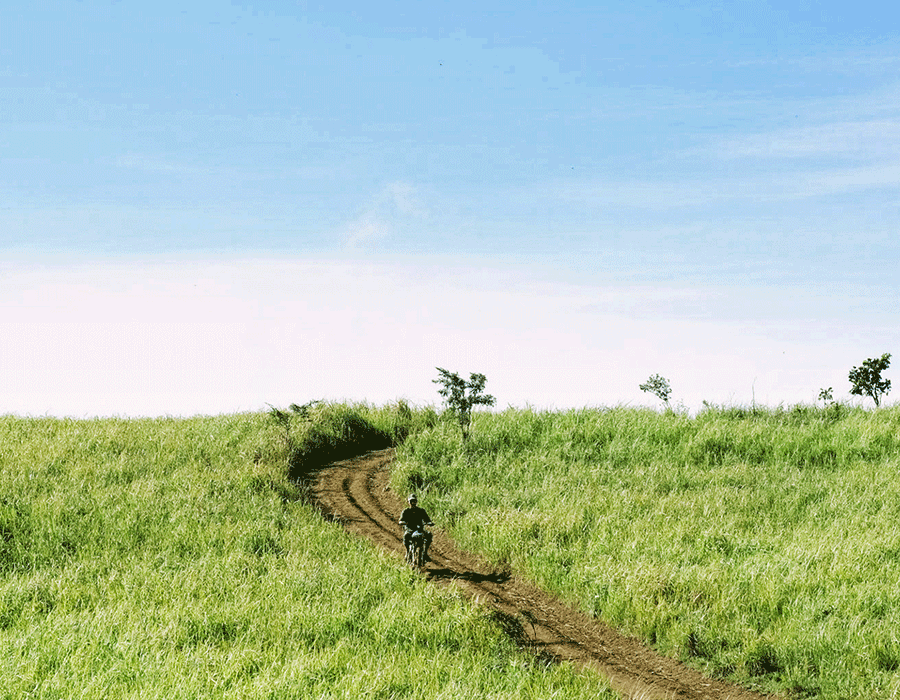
(341, 181), (427, 250)
(542, 159), (900, 212)
(549, 83), (900, 212)
(717, 120), (900, 160)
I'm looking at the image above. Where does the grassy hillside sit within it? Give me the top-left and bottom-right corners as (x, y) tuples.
(392, 404), (900, 700)
(0, 406), (615, 699)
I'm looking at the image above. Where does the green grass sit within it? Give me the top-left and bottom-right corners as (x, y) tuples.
(0, 407), (615, 699)
(10, 399), (899, 699)
(393, 404), (900, 700)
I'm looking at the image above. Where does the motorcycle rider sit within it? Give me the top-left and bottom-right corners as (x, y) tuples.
(399, 494), (433, 562)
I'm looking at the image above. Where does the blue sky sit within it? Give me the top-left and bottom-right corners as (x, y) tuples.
(1, 0), (898, 416)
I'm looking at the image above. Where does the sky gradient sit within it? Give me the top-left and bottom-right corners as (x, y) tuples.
(2, 1), (898, 416)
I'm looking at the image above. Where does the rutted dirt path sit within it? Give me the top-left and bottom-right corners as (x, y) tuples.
(310, 448), (778, 700)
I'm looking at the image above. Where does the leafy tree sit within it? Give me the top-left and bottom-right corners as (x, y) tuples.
(433, 367), (496, 442)
(818, 387), (834, 406)
(639, 374), (672, 408)
(848, 353), (892, 407)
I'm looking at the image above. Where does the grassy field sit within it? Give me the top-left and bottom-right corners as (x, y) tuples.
(0, 405), (616, 699)
(392, 404), (900, 700)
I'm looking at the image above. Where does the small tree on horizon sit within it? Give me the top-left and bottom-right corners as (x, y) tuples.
(818, 387), (834, 406)
(640, 374), (672, 408)
(849, 353), (892, 407)
(433, 367), (496, 442)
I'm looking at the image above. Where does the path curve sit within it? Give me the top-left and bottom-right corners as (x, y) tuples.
(310, 448), (778, 700)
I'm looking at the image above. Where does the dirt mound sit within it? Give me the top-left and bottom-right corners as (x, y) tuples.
(310, 448), (778, 700)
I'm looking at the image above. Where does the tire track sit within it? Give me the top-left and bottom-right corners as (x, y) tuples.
(310, 448), (779, 700)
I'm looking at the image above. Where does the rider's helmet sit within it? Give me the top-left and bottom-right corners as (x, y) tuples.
(407, 494), (417, 504)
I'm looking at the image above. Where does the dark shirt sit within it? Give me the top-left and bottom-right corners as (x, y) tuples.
(399, 505), (432, 531)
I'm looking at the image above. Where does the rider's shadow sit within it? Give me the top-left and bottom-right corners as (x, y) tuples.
(425, 567), (511, 585)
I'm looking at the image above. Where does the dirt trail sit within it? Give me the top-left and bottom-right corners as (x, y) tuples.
(310, 448), (778, 700)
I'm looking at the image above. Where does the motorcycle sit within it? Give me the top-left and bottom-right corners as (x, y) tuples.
(405, 526), (430, 570)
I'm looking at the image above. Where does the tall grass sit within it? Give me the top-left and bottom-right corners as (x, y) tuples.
(0, 407), (614, 699)
(393, 404), (900, 699)
(277, 400), (440, 480)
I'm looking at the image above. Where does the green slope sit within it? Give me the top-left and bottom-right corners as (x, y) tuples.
(0, 407), (614, 700)
(393, 404), (900, 700)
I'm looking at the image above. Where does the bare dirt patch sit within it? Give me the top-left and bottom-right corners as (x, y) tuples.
(310, 448), (778, 700)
